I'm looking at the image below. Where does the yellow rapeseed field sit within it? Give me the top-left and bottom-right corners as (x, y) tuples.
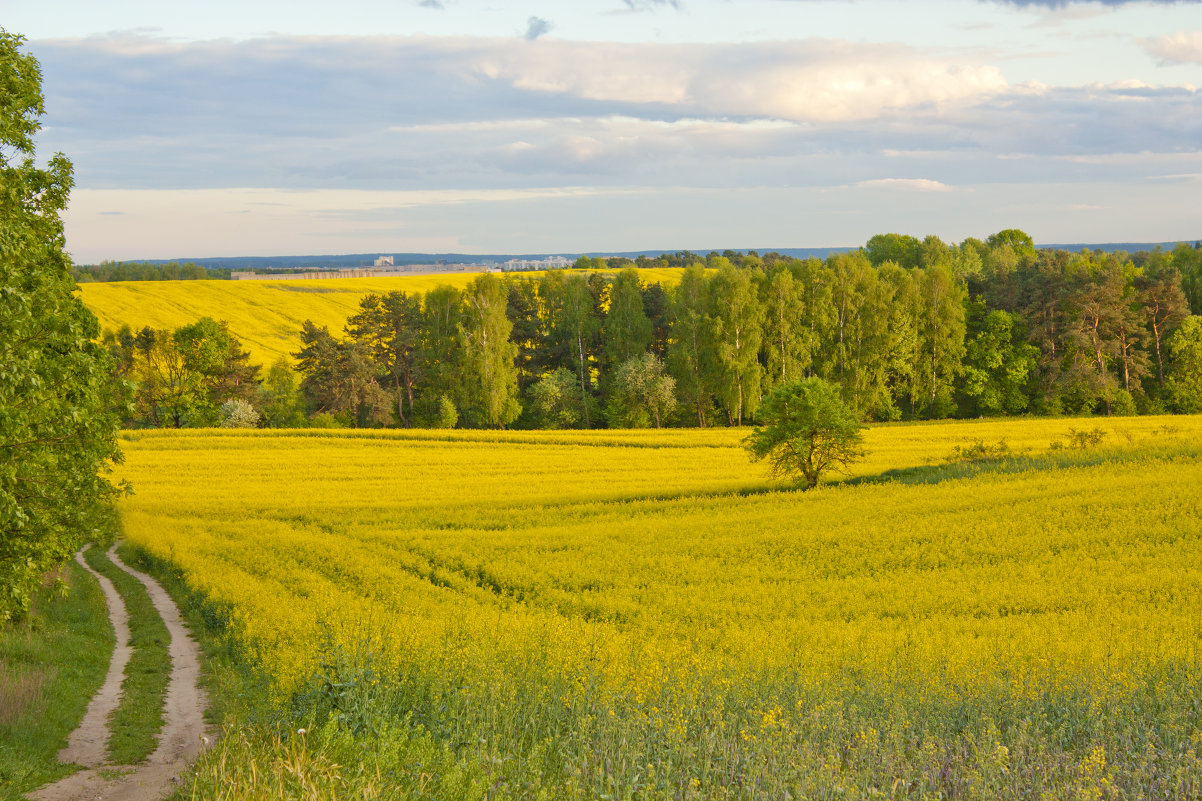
(79, 268), (688, 367)
(119, 418), (1202, 799)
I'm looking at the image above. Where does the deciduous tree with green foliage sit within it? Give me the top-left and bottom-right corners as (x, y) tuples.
(958, 300), (1038, 416)
(710, 265), (763, 426)
(527, 367), (589, 429)
(762, 266), (806, 386)
(1136, 267), (1189, 391)
(1166, 315), (1202, 413)
(607, 353), (676, 428)
(1, 30), (123, 620)
(865, 232), (922, 269)
(460, 274), (521, 428)
(667, 265), (717, 427)
(543, 273), (601, 427)
(913, 263), (967, 417)
(130, 318), (258, 427)
(603, 268), (653, 371)
(744, 378), (865, 490)
(418, 284), (465, 423)
(259, 358), (305, 428)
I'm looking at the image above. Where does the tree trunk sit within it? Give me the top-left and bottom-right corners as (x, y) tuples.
(1121, 331), (1131, 392)
(1152, 317), (1164, 387)
(930, 341), (938, 415)
(394, 373), (407, 426)
(578, 334), (589, 428)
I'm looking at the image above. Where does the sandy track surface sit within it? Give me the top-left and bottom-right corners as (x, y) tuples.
(30, 546), (211, 801)
(56, 549), (133, 769)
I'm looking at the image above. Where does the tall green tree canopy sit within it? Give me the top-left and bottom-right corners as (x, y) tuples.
(667, 265), (717, 427)
(603, 268), (653, 369)
(1166, 316), (1202, 413)
(460, 274), (521, 427)
(1, 30), (123, 620)
(710, 265), (763, 426)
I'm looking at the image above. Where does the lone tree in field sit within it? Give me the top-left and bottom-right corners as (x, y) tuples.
(744, 378), (865, 489)
(1, 30), (123, 620)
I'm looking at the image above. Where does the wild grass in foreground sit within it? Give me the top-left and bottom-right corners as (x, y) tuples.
(0, 561), (111, 800)
(118, 423), (1202, 799)
(82, 546), (170, 765)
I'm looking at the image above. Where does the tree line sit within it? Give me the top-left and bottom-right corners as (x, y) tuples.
(73, 260), (231, 282)
(102, 230), (1202, 430)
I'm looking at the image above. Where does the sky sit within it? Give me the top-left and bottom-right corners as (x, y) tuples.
(9, 0), (1202, 262)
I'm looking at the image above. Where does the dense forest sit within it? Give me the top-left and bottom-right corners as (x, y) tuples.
(102, 230), (1202, 429)
(74, 260), (231, 282)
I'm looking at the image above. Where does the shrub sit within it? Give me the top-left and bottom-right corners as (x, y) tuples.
(220, 399), (261, 429)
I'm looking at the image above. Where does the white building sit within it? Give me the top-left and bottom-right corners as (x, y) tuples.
(501, 256), (573, 271)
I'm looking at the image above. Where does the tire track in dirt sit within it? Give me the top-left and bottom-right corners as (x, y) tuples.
(56, 547), (132, 768)
(30, 546), (211, 801)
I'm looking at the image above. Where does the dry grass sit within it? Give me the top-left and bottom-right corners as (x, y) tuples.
(39, 565), (68, 588)
(0, 566), (64, 725)
(0, 664), (48, 727)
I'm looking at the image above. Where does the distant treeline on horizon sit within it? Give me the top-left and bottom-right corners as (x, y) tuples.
(73, 236), (1202, 283)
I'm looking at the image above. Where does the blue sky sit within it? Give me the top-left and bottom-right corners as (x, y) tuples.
(10, 0), (1202, 261)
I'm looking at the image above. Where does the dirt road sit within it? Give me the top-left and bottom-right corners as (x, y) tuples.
(30, 546), (210, 801)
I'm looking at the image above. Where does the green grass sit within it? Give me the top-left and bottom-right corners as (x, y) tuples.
(82, 546), (170, 765)
(0, 559), (113, 800)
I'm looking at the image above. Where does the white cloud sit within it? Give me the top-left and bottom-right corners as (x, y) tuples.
(617, 0), (681, 12)
(474, 115), (807, 173)
(1057, 150), (1202, 165)
(1142, 30), (1202, 66)
(1147, 172), (1202, 182)
(855, 178), (955, 192)
(450, 38), (1009, 122)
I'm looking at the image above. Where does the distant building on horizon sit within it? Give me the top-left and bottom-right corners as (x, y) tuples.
(229, 259), (492, 281)
(501, 256), (573, 272)
(231, 268), (382, 281)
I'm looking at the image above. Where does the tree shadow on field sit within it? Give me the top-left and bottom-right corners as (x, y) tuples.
(837, 438), (1195, 491)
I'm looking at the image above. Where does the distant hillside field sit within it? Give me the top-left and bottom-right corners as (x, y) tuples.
(79, 268), (687, 367)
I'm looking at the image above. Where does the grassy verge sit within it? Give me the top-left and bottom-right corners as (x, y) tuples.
(0, 559), (112, 801)
(82, 545), (170, 765)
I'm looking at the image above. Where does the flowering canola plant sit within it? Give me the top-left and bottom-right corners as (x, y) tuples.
(119, 418), (1202, 798)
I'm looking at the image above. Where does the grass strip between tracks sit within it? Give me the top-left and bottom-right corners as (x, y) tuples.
(82, 546), (170, 766)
